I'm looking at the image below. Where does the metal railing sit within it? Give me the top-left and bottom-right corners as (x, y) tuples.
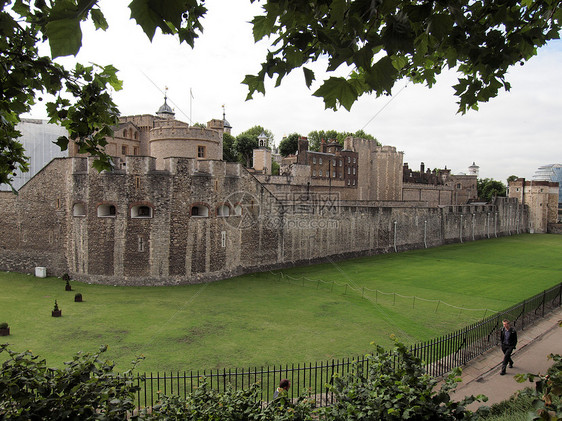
(132, 282), (562, 409)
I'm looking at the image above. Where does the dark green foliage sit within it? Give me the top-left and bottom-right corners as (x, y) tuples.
(319, 341), (489, 420)
(516, 347), (562, 421)
(234, 134), (258, 167)
(244, 0), (562, 113)
(478, 178), (507, 203)
(507, 175), (519, 183)
(53, 300), (59, 312)
(0, 344), (141, 420)
(238, 125), (274, 145)
(140, 382), (314, 420)
(307, 130), (379, 151)
(222, 132), (238, 162)
(0, 322), (8, 329)
(271, 160), (280, 175)
(279, 133), (301, 156)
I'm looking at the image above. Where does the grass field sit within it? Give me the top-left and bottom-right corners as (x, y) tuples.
(0, 233), (561, 373)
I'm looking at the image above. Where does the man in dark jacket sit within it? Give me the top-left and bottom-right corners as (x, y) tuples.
(500, 319), (517, 375)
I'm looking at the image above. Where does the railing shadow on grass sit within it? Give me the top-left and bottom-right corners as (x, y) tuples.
(131, 282), (562, 409)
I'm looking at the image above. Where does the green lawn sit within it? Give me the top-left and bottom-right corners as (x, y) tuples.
(0, 233), (560, 373)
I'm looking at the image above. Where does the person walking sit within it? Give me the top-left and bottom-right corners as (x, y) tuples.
(500, 319), (517, 375)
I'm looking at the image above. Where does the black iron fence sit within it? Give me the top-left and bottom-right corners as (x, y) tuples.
(132, 282), (562, 409)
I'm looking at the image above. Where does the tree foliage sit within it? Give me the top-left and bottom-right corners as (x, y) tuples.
(234, 134), (258, 167)
(478, 178), (507, 203)
(222, 132), (238, 162)
(2, 0), (560, 187)
(307, 129), (379, 151)
(245, 0), (562, 113)
(279, 132), (301, 156)
(507, 175), (519, 183)
(237, 125), (274, 145)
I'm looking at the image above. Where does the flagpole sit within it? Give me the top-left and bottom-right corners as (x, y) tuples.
(189, 88), (193, 124)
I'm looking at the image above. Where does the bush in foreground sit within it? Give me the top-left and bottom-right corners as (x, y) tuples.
(1, 342), (490, 420)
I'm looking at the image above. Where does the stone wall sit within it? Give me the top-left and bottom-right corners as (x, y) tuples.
(0, 157), (529, 285)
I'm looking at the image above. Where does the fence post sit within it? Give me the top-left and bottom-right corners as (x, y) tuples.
(522, 300), (525, 330)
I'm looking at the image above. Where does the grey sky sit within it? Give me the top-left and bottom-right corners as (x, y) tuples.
(31, 0), (561, 182)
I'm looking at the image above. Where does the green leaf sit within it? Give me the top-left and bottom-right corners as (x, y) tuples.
(90, 8), (108, 31)
(313, 77), (358, 111)
(303, 67), (315, 88)
(45, 17), (82, 57)
(252, 15), (275, 42)
(128, 0), (162, 41)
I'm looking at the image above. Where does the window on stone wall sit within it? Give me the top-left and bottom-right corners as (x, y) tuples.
(73, 203), (86, 217)
(217, 205), (230, 217)
(319, 170), (322, 177)
(353, 157), (356, 163)
(138, 236), (145, 252)
(133, 147), (139, 155)
(134, 132), (138, 140)
(353, 167), (356, 175)
(97, 204), (116, 217)
(319, 157), (323, 164)
(198, 145), (206, 158)
(332, 171), (336, 178)
(122, 145), (128, 155)
(457, 183), (461, 189)
(131, 205), (153, 218)
(313, 157), (316, 164)
(135, 176), (141, 190)
(123, 129), (127, 137)
(191, 205), (209, 217)
(332, 160), (336, 167)
(348, 156), (351, 163)
(313, 170), (316, 176)
(339, 160), (342, 166)
(234, 205), (242, 216)
(348, 167), (351, 175)
(221, 231), (226, 248)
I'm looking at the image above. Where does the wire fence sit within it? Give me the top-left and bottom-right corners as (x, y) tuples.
(271, 270), (501, 316)
(131, 282), (562, 410)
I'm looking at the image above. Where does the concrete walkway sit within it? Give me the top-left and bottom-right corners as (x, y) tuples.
(450, 307), (562, 409)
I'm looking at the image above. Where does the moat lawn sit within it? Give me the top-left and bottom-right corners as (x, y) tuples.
(1, 233), (561, 373)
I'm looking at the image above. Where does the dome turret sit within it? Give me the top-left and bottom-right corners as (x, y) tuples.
(156, 93), (175, 119)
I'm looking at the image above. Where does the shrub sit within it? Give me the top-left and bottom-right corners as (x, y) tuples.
(0, 344), (142, 420)
(0, 322), (8, 329)
(318, 341), (490, 420)
(75, 293), (82, 302)
(53, 300), (59, 312)
(516, 350), (562, 420)
(61, 274), (70, 282)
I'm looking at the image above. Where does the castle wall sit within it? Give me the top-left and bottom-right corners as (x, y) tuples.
(0, 158), (529, 285)
(0, 158), (70, 276)
(402, 183), (455, 206)
(345, 138), (403, 201)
